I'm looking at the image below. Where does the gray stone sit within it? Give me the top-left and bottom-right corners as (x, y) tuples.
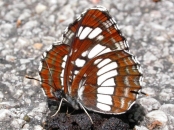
(1, 49), (12, 56)
(141, 87), (156, 97)
(154, 36), (167, 42)
(159, 92), (171, 101)
(18, 10), (31, 21)
(5, 55), (16, 62)
(22, 124), (30, 129)
(35, 3), (47, 14)
(0, 23), (16, 38)
(0, 109), (14, 121)
(150, 22), (165, 30)
(143, 52), (157, 64)
(138, 97), (161, 112)
(15, 37), (31, 48)
(47, 0), (58, 5)
(23, 21), (39, 30)
(160, 104), (174, 117)
(134, 125), (148, 130)
(10, 119), (25, 129)
(0, 101), (20, 109)
(123, 25), (134, 36)
(4, 9), (20, 22)
(13, 90), (23, 99)
(0, 91), (4, 99)
(5, 64), (12, 68)
(28, 102), (47, 121)
(48, 15), (56, 24)
(19, 59), (31, 64)
(146, 110), (168, 129)
(41, 36), (56, 45)
(34, 125), (44, 130)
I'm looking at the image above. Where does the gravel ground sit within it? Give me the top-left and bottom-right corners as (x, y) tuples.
(0, 0), (174, 130)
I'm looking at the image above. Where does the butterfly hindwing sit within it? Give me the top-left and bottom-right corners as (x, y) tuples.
(72, 50), (142, 114)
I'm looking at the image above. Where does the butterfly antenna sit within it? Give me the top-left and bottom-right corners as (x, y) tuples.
(78, 102), (93, 124)
(130, 90), (148, 96)
(140, 91), (148, 96)
(51, 98), (69, 117)
(25, 75), (40, 82)
(25, 75), (57, 89)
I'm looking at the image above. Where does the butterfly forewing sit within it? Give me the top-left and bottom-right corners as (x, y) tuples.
(63, 7), (129, 94)
(62, 19), (80, 45)
(39, 44), (69, 99)
(39, 17), (80, 99)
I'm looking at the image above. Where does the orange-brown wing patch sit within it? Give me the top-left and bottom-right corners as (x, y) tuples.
(39, 44), (69, 99)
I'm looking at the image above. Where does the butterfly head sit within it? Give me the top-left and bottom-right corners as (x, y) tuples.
(53, 89), (65, 100)
(65, 94), (80, 110)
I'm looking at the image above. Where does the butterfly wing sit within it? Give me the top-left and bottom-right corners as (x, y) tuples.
(63, 6), (129, 94)
(39, 6), (143, 114)
(72, 50), (142, 114)
(62, 6), (142, 114)
(39, 14), (84, 100)
(39, 44), (69, 99)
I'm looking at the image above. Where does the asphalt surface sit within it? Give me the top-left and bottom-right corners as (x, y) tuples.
(0, 0), (174, 129)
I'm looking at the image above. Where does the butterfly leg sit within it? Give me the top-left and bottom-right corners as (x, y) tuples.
(51, 98), (69, 117)
(78, 102), (93, 124)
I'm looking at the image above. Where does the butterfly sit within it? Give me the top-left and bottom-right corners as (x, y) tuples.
(38, 6), (143, 123)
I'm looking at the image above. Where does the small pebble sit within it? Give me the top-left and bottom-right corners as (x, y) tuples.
(13, 90), (23, 99)
(0, 109), (13, 121)
(123, 25), (134, 36)
(159, 92), (171, 101)
(33, 43), (43, 50)
(34, 125), (44, 130)
(143, 52), (157, 64)
(160, 104), (174, 117)
(19, 59), (31, 64)
(11, 119), (25, 129)
(134, 125), (148, 130)
(23, 115), (31, 122)
(35, 4), (47, 14)
(0, 91), (4, 99)
(141, 87), (156, 97)
(5, 55), (16, 62)
(22, 21), (39, 30)
(138, 97), (161, 112)
(146, 110), (168, 129)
